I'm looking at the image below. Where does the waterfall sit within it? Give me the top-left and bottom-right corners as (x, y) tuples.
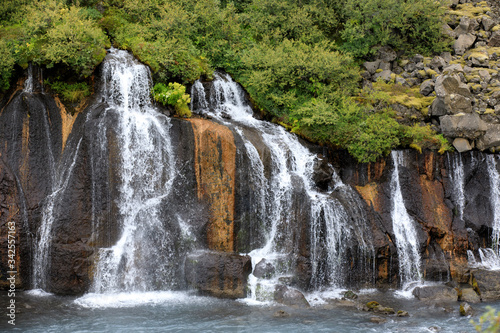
(390, 151), (422, 288)
(91, 49), (178, 293)
(24, 63), (34, 93)
(446, 153), (465, 219)
(486, 155), (500, 257)
(33, 138), (83, 289)
(192, 72), (373, 299)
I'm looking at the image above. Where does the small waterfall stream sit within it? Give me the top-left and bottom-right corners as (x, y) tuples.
(486, 155), (500, 257)
(192, 73), (373, 300)
(91, 49), (178, 293)
(447, 153), (465, 220)
(390, 151), (422, 288)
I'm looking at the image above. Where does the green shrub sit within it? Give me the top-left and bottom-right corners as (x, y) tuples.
(0, 39), (16, 92)
(45, 80), (91, 103)
(402, 124), (452, 154)
(21, 0), (109, 77)
(341, 0), (451, 58)
(471, 307), (500, 333)
(153, 82), (191, 117)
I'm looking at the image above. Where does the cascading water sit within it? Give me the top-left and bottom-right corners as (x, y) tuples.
(24, 63), (34, 93)
(390, 151), (422, 288)
(32, 138), (83, 290)
(191, 72), (373, 300)
(486, 155), (500, 258)
(91, 49), (178, 293)
(446, 153), (465, 220)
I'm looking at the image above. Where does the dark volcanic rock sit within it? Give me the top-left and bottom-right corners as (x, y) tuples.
(184, 250), (252, 299)
(274, 285), (310, 308)
(253, 259), (275, 279)
(412, 285), (458, 302)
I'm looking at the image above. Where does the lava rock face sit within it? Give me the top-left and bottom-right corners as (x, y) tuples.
(184, 250), (252, 298)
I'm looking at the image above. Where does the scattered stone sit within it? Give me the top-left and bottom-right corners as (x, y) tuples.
(440, 113), (487, 139)
(273, 310), (290, 318)
(478, 70), (491, 83)
(373, 70), (393, 82)
(366, 301), (380, 309)
(412, 285), (458, 302)
(428, 326), (441, 332)
(489, 31), (500, 47)
(364, 60), (381, 75)
(184, 251), (252, 299)
(370, 317), (387, 324)
(443, 63), (464, 74)
(253, 259), (275, 279)
(460, 288), (481, 303)
(455, 16), (471, 36)
(397, 310), (409, 317)
(377, 46), (398, 62)
(454, 34), (477, 55)
(274, 285), (310, 308)
(476, 124), (500, 151)
(453, 138), (473, 152)
(379, 61), (392, 71)
(471, 269), (500, 300)
(431, 56), (447, 71)
(395, 77), (407, 86)
(343, 290), (358, 300)
(420, 80), (435, 96)
(482, 17), (496, 31)
(459, 302), (474, 316)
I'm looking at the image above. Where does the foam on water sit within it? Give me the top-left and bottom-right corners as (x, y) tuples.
(74, 291), (204, 308)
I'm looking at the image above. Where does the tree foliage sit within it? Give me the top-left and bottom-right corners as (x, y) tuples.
(0, 0), (453, 162)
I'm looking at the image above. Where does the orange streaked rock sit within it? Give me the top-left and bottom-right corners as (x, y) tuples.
(190, 119), (236, 252)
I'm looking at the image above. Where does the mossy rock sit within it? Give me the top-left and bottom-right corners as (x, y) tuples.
(426, 69), (438, 77)
(448, 2), (490, 19)
(492, 25), (500, 32)
(366, 301), (380, 309)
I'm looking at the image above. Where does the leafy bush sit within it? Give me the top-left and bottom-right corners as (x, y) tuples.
(402, 124), (452, 154)
(341, 0), (451, 58)
(153, 82), (191, 117)
(0, 39), (16, 92)
(239, 39), (360, 116)
(45, 80), (91, 103)
(21, 0), (109, 77)
(471, 307), (500, 333)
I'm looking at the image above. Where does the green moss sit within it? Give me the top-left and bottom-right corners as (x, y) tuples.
(426, 69), (437, 77)
(372, 81), (435, 113)
(448, 2), (490, 18)
(493, 25), (500, 32)
(418, 70), (427, 78)
(375, 69), (383, 73)
(367, 301), (380, 309)
(485, 108), (495, 114)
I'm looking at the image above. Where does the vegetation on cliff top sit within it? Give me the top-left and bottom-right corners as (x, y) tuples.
(0, 0), (452, 162)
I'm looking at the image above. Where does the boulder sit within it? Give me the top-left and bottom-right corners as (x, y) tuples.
(454, 34), (476, 55)
(430, 56), (447, 71)
(478, 70), (491, 83)
(460, 288), (481, 303)
(489, 31), (500, 47)
(420, 80), (435, 96)
(274, 285), (310, 308)
(443, 64), (464, 74)
(434, 75), (472, 100)
(470, 51), (489, 67)
(363, 60), (381, 75)
(184, 250), (252, 299)
(482, 17), (495, 31)
(377, 46), (398, 62)
(253, 259), (275, 279)
(472, 269), (500, 301)
(476, 124), (500, 151)
(454, 16), (471, 36)
(412, 285), (458, 302)
(459, 302), (474, 316)
(440, 113), (487, 139)
(273, 310), (290, 318)
(453, 138), (472, 153)
(373, 70), (393, 82)
(430, 97), (448, 116)
(379, 61), (392, 71)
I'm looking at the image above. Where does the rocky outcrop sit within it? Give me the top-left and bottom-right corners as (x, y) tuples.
(184, 250), (251, 298)
(190, 119), (236, 252)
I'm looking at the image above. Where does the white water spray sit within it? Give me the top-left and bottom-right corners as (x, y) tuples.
(390, 151), (422, 288)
